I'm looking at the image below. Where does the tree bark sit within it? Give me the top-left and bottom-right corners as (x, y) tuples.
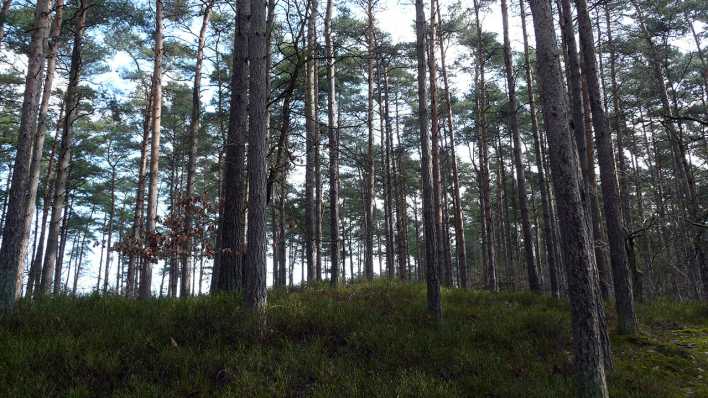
(181, 1), (213, 298)
(325, 0), (339, 287)
(501, 0), (539, 291)
(245, 0), (268, 311)
(528, 0), (609, 394)
(0, 0), (51, 309)
(575, 0), (638, 334)
(40, 0), (88, 296)
(363, 0), (375, 281)
(519, 0), (560, 297)
(473, 0), (497, 291)
(415, 0), (441, 320)
(142, 0), (164, 298)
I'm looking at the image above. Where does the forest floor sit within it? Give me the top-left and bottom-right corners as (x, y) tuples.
(1, 281), (706, 397)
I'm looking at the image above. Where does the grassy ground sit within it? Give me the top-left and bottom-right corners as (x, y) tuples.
(1, 281), (706, 397)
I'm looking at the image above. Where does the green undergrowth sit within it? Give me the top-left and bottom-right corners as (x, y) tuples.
(0, 281), (706, 397)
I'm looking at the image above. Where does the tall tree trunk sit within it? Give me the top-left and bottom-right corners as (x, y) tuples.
(304, 0), (319, 283)
(181, 1), (213, 298)
(415, 0), (441, 320)
(391, 79), (409, 281)
(217, 0), (250, 293)
(25, 1), (63, 298)
(472, 0), (497, 291)
(436, 5), (467, 289)
(604, 3), (641, 301)
(519, 0), (560, 297)
(103, 164), (117, 293)
(631, 1), (706, 300)
(363, 1), (375, 281)
(0, 0), (51, 309)
(528, 0), (609, 394)
(575, 0), (638, 334)
(325, 0), (339, 287)
(501, 0), (539, 291)
(141, 0), (164, 299)
(127, 89), (152, 297)
(245, 0), (268, 311)
(428, 0), (448, 287)
(40, 0), (88, 296)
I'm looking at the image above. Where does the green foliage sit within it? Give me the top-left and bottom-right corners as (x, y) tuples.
(1, 283), (706, 397)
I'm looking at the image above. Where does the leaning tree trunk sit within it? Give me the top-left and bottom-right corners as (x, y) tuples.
(0, 0), (51, 309)
(501, 0), (539, 291)
(575, 0), (638, 334)
(528, 0), (609, 395)
(181, 1), (213, 298)
(141, 0), (164, 299)
(415, 0), (442, 321)
(40, 0), (88, 296)
(244, 0), (268, 311)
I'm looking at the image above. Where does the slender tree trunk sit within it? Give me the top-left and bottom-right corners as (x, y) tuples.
(519, 0), (560, 297)
(0, 0), (52, 309)
(390, 79), (409, 281)
(528, 0), (609, 394)
(472, 0), (496, 291)
(363, 1), (375, 281)
(181, 1), (213, 298)
(631, 1), (706, 300)
(103, 164), (117, 293)
(415, 0), (441, 320)
(575, 0), (638, 334)
(40, 1), (88, 296)
(501, 0), (539, 291)
(436, 6), (467, 288)
(428, 0), (448, 287)
(141, 0), (164, 299)
(325, 0), (340, 287)
(304, 0), (319, 283)
(127, 89), (152, 297)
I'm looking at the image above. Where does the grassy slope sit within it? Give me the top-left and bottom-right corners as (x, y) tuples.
(1, 282), (706, 397)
